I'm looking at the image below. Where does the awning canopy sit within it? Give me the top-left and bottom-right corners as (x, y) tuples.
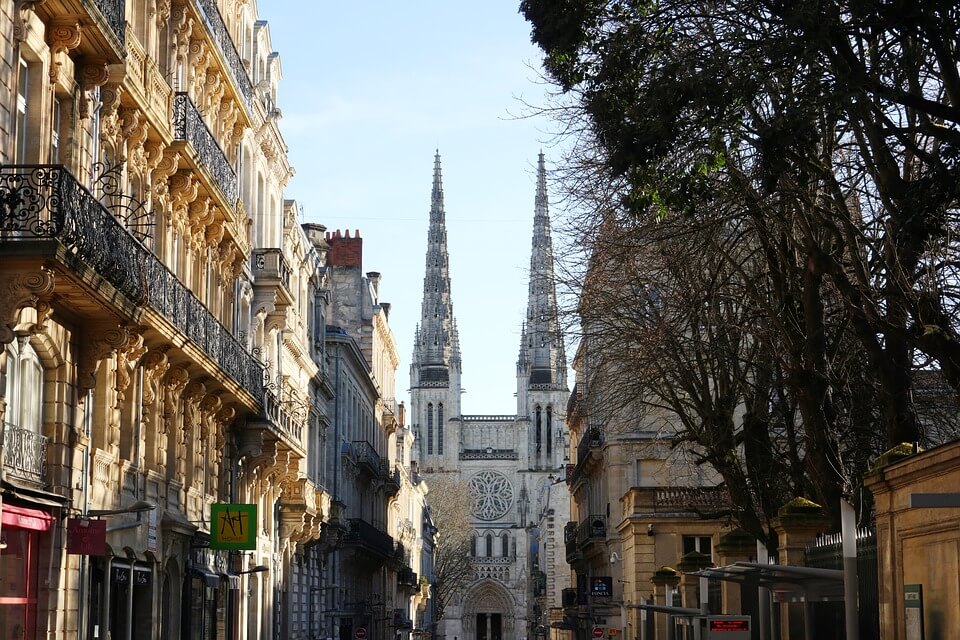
(692, 561), (845, 602)
(191, 565), (221, 588)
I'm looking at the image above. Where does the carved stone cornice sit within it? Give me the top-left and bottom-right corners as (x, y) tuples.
(47, 20), (81, 83)
(0, 269), (55, 345)
(77, 323), (130, 394)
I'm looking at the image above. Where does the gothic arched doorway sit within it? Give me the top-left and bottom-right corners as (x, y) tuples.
(462, 579), (516, 640)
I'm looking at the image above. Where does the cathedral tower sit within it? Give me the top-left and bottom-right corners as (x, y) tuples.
(517, 152), (568, 471)
(410, 152), (462, 468)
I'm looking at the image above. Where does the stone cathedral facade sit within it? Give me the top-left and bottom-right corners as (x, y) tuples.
(411, 153), (571, 640)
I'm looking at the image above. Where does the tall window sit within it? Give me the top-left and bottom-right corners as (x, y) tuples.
(15, 58), (30, 163)
(485, 534), (492, 558)
(535, 406), (542, 453)
(426, 403), (433, 455)
(501, 534), (509, 557)
(4, 338), (43, 433)
(682, 535), (713, 561)
(471, 536), (477, 557)
(51, 97), (62, 163)
(437, 403), (444, 455)
(546, 406), (553, 455)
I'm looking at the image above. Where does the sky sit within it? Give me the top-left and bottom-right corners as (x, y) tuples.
(265, 2), (570, 415)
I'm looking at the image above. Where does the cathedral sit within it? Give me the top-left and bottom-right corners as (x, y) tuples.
(411, 153), (571, 640)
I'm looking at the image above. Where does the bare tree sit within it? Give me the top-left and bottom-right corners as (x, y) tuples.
(425, 474), (475, 626)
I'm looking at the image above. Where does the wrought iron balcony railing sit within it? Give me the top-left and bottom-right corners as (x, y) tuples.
(351, 440), (381, 477)
(90, 0), (126, 49)
(0, 165), (264, 400)
(173, 93), (238, 204)
(460, 448), (519, 460)
(3, 423), (47, 484)
(576, 515), (606, 548)
(193, 0), (255, 113)
(569, 428), (603, 483)
(344, 518), (395, 560)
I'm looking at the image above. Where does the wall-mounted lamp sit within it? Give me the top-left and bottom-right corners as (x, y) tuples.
(236, 565), (269, 575)
(646, 524), (655, 536)
(88, 500), (156, 517)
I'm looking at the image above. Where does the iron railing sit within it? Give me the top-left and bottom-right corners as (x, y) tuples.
(351, 440), (381, 477)
(3, 423), (47, 484)
(192, 0), (255, 113)
(654, 486), (730, 512)
(805, 528), (879, 638)
(344, 518), (394, 559)
(576, 515), (606, 547)
(173, 93), (238, 204)
(568, 428), (603, 483)
(398, 567), (419, 587)
(460, 448), (519, 460)
(0, 165), (264, 399)
(90, 0), (126, 49)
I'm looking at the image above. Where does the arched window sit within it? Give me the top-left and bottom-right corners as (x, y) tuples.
(4, 337), (43, 433)
(471, 535), (477, 557)
(501, 533), (509, 557)
(427, 403), (434, 455)
(437, 403), (444, 455)
(486, 534), (493, 558)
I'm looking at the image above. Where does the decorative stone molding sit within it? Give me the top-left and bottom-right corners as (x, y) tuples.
(14, 0), (46, 41)
(77, 60), (111, 119)
(48, 20), (81, 83)
(77, 323), (130, 394)
(162, 366), (190, 434)
(171, 4), (194, 66)
(98, 83), (125, 159)
(0, 269), (55, 345)
(149, 147), (180, 212)
(115, 327), (147, 402)
(169, 171), (199, 229)
(141, 348), (171, 407)
(120, 108), (149, 174)
(156, 0), (172, 26)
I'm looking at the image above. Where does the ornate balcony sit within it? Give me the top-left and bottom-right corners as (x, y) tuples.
(460, 448), (519, 461)
(173, 93), (238, 205)
(192, 0), (255, 113)
(343, 518), (394, 561)
(568, 427), (603, 485)
(576, 515), (606, 552)
(383, 463), (401, 496)
(251, 248), (293, 304)
(398, 566), (419, 588)
(3, 423), (47, 485)
(0, 165), (264, 400)
(351, 440), (381, 479)
(91, 0), (125, 49)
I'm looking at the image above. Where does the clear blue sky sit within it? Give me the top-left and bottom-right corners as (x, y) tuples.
(266, 2), (569, 415)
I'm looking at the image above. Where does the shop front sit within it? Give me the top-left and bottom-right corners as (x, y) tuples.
(0, 502), (56, 640)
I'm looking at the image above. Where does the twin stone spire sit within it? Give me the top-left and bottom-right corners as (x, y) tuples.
(410, 151), (566, 399)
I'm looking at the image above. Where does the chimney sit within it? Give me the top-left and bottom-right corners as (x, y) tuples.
(326, 229), (362, 267)
(367, 271), (381, 295)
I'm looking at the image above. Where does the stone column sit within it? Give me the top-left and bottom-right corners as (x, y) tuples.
(714, 529), (755, 615)
(771, 498), (832, 640)
(650, 567), (680, 640)
(677, 551), (713, 612)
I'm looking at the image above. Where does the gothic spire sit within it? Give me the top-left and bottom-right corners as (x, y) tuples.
(520, 152), (566, 388)
(412, 151), (460, 386)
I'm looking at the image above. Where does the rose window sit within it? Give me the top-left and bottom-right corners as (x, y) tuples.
(469, 471), (514, 521)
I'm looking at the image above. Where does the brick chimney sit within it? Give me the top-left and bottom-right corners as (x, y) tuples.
(326, 229), (362, 267)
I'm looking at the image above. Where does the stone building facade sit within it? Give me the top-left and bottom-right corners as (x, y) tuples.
(0, 1), (428, 639)
(410, 153), (570, 640)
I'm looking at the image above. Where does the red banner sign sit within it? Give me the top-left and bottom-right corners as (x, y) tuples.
(67, 518), (107, 555)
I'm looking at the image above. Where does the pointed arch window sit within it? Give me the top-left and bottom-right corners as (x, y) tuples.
(486, 534), (493, 558)
(437, 403), (444, 455)
(471, 535), (477, 557)
(427, 403), (434, 455)
(546, 406), (553, 455)
(535, 405), (542, 454)
(501, 533), (509, 557)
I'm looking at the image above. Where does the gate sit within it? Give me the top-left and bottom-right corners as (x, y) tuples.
(804, 528), (879, 639)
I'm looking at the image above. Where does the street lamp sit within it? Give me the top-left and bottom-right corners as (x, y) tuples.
(88, 500), (156, 517)
(236, 565), (269, 575)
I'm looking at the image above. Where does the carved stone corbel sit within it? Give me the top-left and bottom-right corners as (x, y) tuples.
(47, 20), (81, 83)
(161, 366), (190, 434)
(141, 348), (170, 408)
(0, 269), (55, 345)
(14, 0), (47, 42)
(77, 323), (130, 395)
(120, 108), (149, 175)
(77, 59), (110, 119)
(168, 171), (199, 230)
(97, 83), (125, 159)
(115, 327), (147, 402)
(149, 147), (179, 213)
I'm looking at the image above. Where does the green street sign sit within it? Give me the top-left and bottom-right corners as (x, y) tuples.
(210, 503), (257, 550)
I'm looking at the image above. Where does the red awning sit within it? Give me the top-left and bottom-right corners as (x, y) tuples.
(2, 503), (55, 531)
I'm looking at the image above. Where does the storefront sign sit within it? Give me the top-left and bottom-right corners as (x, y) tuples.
(67, 518), (106, 555)
(210, 503), (257, 550)
(134, 568), (152, 587)
(4, 504), (54, 531)
(113, 566), (131, 585)
(590, 576), (612, 597)
(147, 507), (158, 553)
(706, 616), (751, 640)
(905, 584), (924, 640)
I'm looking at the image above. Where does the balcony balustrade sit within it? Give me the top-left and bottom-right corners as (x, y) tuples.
(576, 515), (606, 550)
(397, 567), (419, 587)
(568, 427), (603, 484)
(3, 423), (47, 484)
(0, 165), (264, 400)
(351, 440), (381, 478)
(343, 518), (394, 560)
(251, 248), (292, 300)
(173, 93), (238, 204)
(192, 0), (255, 113)
(460, 448), (519, 461)
(382, 463), (401, 495)
(90, 0), (126, 49)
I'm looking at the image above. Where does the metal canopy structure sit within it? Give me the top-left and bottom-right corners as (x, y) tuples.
(692, 561), (845, 602)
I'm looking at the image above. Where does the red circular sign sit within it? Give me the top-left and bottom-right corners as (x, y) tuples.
(355, 629), (367, 640)
(593, 628), (604, 639)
